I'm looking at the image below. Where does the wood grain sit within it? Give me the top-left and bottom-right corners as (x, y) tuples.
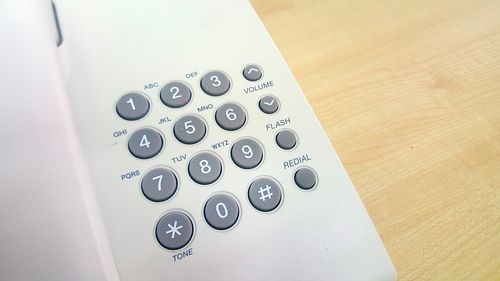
(251, 0), (500, 280)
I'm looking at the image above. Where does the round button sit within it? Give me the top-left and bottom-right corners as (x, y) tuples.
(204, 193), (239, 230)
(276, 129), (297, 150)
(200, 71), (231, 96)
(155, 211), (194, 250)
(242, 64), (263, 81)
(160, 81), (192, 108)
(173, 115), (207, 144)
(141, 168), (178, 202)
(215, 103), (247, 131)
(258, 95), (279, 114)
(116, 93), (150, 120)
(188, 152), (223, 185)
(128, 128), (163, 159)
(231, 138), (264, 169)
(294, 167), (317, 190)
(248, 177), (282, 212)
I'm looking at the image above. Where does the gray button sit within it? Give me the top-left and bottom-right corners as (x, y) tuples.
(188, 152), (222, 185)
(243, 64), (263, 81)
(215, 103), (246, 131)
(248, 177), (282, 212)
(141, 168), (178, 202)
(200, 71), (231, 96)
(276, 129), (297, 150)
(294, 167), (317, 190)
(204, 193), (239, 230)
(128, 128), (163, 159)
(173, 115), (206, 144)
(258, 95), (279, 114)
(116, 93), (150, 120)
(231, 138), (264, 169)
(156, 211), (193, 250)
(160, 81), (192, 108)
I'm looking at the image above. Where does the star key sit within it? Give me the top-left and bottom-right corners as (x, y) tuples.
(156, 211), (194, 250)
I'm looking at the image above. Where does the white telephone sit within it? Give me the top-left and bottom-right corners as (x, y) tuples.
(0, 0), (396, 280)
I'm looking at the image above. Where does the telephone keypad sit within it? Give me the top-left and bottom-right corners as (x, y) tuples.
(128, 128), (163, 159)
(119, 65), (316, 250)
(116, 92), (150, 120)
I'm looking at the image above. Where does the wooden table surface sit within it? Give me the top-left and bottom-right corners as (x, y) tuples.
(251, 0), (500, 280)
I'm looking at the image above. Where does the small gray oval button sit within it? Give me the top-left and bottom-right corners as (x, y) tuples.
(231, 138), (264, 169)
(173, 115), (206, 144)
(215, 103), (246, 131)
(188, 152), (222, 185)
(204, 193), (239, 230)
(156, 211), (194, 250)
(243, 64), (263, 81)
(276, 129), (297, 150)
(116, 93), (150, 120)
(294, 167), (317, 190)
(248, 177), (282, 212)
(259, 95), (279, 114)
(160, 81), (192, 108)
(200, 71), (231, 96)
(128, 128), (163, 159)
(141, 168), (178, 202)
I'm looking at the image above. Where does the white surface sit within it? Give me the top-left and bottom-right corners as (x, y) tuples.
(1, 0), (396, 280)
(0, 1), (118, 280)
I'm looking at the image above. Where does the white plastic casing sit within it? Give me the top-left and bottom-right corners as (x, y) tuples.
(54, 0), (397, 280)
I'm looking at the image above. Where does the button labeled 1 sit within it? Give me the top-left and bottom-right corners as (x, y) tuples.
(204, 193), (239, 230)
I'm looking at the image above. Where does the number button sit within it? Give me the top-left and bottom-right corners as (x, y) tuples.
(204, 193), (240, 230)
(128, 128), (163, 159)
(155, 211), (194, 250)
(215, 103), (247, 131)
(141, 167), (178, 202)
(231, 138), (264, 169)
(116, 93), (150, 120)
(248, 177), (283, 212)
(160, 81), (192, 108)
(173, 115), (207, 144)
(188, 152), (222, 185)
(200, 71), (231, 96)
